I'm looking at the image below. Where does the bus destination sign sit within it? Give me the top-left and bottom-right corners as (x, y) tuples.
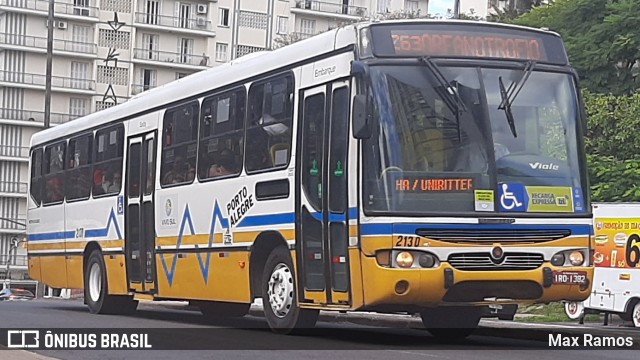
(391, 32), (543, 61)
(369, 23), (569, 65)
(394, 175), (475, 193)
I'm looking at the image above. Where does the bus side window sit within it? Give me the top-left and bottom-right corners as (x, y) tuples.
(43, 141), (66, 205)
(93, 125), (124, 197)
(245, 73), (294, 173)
(161, 101), (198, 186)
(66, 134), (93, 201)
(30, 148), (43, 206)
(198, 87), (245, 181)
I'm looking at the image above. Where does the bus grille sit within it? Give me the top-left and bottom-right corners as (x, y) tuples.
(415, 229), (570, 244)
(448, 252), (544, 271)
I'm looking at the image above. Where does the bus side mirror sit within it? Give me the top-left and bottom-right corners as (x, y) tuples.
(352, 94), (371, 139)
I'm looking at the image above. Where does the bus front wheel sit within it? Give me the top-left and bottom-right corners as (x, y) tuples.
(261, 246), (318, 334)
(84, 250), (137, 314)
(420, 306), (481, 340)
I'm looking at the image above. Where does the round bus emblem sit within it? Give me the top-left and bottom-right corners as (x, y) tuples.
(165, 199), (172, 216)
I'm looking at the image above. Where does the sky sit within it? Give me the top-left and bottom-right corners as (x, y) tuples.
(429, 0), (453, 17)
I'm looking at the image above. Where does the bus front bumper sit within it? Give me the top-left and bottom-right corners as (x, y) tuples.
(360, 256), (593, 309)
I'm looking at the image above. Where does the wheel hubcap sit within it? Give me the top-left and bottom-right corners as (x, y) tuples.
(633, 304), (640, 327)
(267, 263), (294, 318)
(89, 263), (101, 302)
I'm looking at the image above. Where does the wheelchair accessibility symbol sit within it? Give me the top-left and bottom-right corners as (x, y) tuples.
(498, 183), (526, 212)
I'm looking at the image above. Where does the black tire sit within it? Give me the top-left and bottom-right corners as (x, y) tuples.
(199, 301), (251, 318)
(84, 250), (138, 314)
(619, 299), (638, 322)
(262, 246), (318, 334)
(420, 306), (481, 340)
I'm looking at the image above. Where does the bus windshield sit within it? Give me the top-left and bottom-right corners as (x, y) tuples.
(362, 63), (586, 215)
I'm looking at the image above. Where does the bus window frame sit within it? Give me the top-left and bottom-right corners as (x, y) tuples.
(65, 132), (94, 203)
(197, 86), (246, 183)
(42, 140), (67, 206)
(244, 71), (295, 175)
(160, 100), (200, 188)
(29, 147), (44, 207)
(92, 124), (125, 199)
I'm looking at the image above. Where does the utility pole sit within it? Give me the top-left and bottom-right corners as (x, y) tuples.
(44, 0), (54, 129)
(453, 0), (460, 18)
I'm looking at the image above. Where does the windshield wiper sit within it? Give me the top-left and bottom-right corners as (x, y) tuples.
(419, 56), (467, 141)
(419, 57), (467, 115)
(497, 61), (536, 138)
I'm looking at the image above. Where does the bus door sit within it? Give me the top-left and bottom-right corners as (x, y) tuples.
(125, 131), (157, 294)
(297, 80), (351, 306)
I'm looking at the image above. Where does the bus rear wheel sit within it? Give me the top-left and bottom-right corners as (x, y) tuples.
(420, 306), (481, 340)
(84, 250), (137, 314)
(261, 246), (318, 334)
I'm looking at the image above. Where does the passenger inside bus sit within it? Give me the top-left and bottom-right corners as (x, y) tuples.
(93, 169), (105, 195)
(208, 149), (236, 177)
(163, 156), (189, 184)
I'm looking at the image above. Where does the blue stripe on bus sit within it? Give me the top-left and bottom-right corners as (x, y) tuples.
(361, 223), (592, 237)
(29, 208), (123, 241)
(237, 212), (295, 227)
(27, 231), (75, 241)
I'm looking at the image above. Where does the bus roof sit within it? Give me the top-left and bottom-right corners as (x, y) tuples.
(30, 19), (561, 148)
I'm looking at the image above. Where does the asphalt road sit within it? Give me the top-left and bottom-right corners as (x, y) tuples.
(0, 299), (637, 360)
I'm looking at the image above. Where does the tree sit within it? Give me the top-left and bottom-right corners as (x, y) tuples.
(487, 0), (543, 22)
(513, 0), (640, 95)
(584, 91), (640, 201)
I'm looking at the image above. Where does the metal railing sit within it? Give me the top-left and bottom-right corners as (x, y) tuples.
(0, 217), (27, 230)
(0, 0), (99, 17)
(0, 34), (97, 54)
(0, 145), (29, 158)
(134, 12), (214, 32)
(133, 48), (210, 67)
(291, 31), (318, 40)
(0, 182), (28, 194)
(0, 70), (95, 90)
(0, 108), (81, 124)
(294, 0), (367, 16)
(131, 83), (156, 95)
(0, 254), (27, 266)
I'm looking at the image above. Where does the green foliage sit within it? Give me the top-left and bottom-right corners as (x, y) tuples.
(514, 0), (640, 95)
(584, 91), (640, 201)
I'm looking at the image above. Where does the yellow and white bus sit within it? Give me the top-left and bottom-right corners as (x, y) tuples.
(27, 20), (594, 338)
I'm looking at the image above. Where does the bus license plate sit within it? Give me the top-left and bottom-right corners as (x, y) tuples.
(552, 271), (587, 285)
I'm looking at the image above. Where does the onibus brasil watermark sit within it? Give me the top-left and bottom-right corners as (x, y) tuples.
(6, 330), (152, 349)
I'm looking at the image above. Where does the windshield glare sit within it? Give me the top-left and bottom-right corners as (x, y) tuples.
(362, 64), (585, 215)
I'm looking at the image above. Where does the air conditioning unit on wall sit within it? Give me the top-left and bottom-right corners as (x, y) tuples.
(196, 16), (206, 27)
(58, 21), (68, 30)
(197, 4), (208, 14)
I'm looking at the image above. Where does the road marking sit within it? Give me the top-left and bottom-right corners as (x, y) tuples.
(387, 350), (450, 358)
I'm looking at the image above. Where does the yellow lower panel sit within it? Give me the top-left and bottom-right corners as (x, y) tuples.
(104, 254), (128, 295)
(28, 257), (42, 283)
(360, 256), (594, 308)
(66, 256), (84, 289)
(155, 251), (251, 303)
(347, 248), (364, 309)
(39, 256), (68, 289)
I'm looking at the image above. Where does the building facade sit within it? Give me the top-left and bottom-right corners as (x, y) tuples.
(0, 0), (428, 293)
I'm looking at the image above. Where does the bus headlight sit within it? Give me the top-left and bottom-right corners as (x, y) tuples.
(551, 250), (587, 267)
(396, 251), (414, 268)
(551, 253), (565, 266)
(569, 251), (584, 266)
